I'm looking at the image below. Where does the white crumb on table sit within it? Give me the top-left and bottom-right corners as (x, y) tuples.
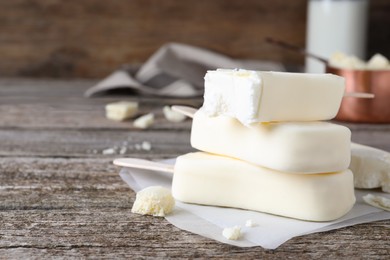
(119, 147), (127, 155)
(134, 113), (154, 129)
(105, 101), (139, 121)
(141, 141), (152, 151)
(163, 105), (187, 122)
(102, 148), (116, 155)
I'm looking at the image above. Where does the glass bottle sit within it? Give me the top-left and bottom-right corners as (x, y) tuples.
(305, 0), (369, 73)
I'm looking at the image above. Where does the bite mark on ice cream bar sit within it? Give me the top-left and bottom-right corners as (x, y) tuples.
(202, 69), (345, 125)
(131, 186), (175, 217)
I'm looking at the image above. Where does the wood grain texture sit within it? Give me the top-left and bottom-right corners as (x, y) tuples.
(0, 79), (389, 259)
(0, 157), (389, 259)
(1, 0), (389, 79)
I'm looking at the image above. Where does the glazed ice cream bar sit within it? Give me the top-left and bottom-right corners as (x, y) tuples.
(191, 110), (351, 173)
(172, 152), (355, 222)
(202, 69), (345, 125)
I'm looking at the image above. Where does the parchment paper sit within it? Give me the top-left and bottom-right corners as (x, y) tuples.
(119, 159), (390, 249)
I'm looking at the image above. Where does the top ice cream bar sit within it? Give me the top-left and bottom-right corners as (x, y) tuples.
(202, 69), (345, 125)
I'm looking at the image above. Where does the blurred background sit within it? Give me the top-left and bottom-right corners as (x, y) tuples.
(0, 0), (389, 79)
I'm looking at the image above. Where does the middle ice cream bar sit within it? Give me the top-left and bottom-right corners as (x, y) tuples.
(172, 152), (355, 222)
(202, 69), (345, 125)
(191, 110), (351, 173)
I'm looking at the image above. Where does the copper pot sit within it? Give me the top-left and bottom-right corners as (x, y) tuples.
(326, 65), (390, 123)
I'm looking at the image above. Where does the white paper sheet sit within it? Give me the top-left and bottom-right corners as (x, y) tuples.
(119, 159), (390, 249)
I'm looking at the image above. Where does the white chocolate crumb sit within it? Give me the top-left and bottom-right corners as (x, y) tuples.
(163, 106), (187, 122)
(105, 101), (139, 121)
(245, 219), (256, 227)
(367, 53), (390, 69)
(134, 113), (154, 129)
(102, 148), (116, 155)
(141, 141), (152, 151)
(131, 186), (175, 217)
(134, 144), (142, 150)
(329, 52), (390, 70)
(119, 147), (127, 155)
(363, 194), (390, 211)
(222, 226), (241, 240)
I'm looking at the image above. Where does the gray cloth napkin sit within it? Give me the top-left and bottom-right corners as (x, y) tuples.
(85, 42), (285, 97)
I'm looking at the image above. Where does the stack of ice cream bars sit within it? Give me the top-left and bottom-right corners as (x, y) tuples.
(172, 69), (356, 222)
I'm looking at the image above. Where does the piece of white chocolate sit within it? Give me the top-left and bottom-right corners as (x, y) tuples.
(105, 101), (139, 121)
(350, 143), (390, 193)
(163, 106), (187, 122)
(172, 152), (355, 222)
(131, 186), (175, 217)
(222, 226), (241, 240)
(245, 219), (256, 227)
(202, 69), (345, 125)
(133, 113), (154, 129)
(191, 110), (351, 174)
(366, 53), (390, 70)
(363, 194), (390, 211)
(329, 52), (366, 70)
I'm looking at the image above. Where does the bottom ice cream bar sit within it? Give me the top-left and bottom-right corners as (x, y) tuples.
(172, 152), (356, 221)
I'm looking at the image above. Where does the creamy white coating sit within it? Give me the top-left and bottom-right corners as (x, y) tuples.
(173, 152), (355, 221)
(191, 110), (351, 174)
(172, 152), (355, 222)
(202, 69), (345, 125)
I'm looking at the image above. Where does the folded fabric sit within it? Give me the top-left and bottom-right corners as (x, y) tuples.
(85, 42), (285, 97)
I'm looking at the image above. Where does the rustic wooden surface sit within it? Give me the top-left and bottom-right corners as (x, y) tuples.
(0, 78), (389, 259)
(1, 0), (390, 78)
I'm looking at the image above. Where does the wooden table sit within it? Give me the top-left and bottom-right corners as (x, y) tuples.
(1, 78), (389, 258)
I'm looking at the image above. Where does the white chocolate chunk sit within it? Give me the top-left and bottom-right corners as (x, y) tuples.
(350, 143), (390, 193)
(245, 219), (256, 227)
(131, 186), (175, 217)
(222, 226), (241, 240)
(163, 106), (187, 122)
(202, 69), (345, 125)
(329, 52), (366, 70)
(363, 194), (390, 211)
(119, 147), (127, 155)
(367, 53), (390, 70)
(102, 148), (116, 155)
(141, 141), (152, 151)
(329, 52), (390, 70)
(191, 110), (351, 173)
(172, 152), (355, 221)
(105, 101), (138, 121)
(133, 113), (154, 129)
